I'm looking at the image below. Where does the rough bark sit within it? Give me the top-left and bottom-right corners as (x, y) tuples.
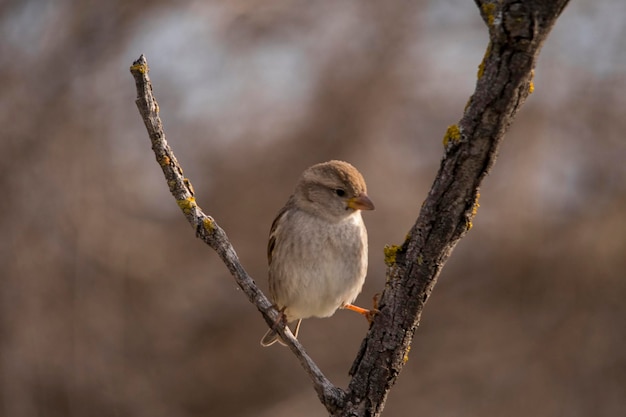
(129, 57), (343, 407)
(130, 1), (570, 415)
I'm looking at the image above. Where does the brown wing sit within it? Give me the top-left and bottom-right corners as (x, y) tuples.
(267, 201), (292, 265)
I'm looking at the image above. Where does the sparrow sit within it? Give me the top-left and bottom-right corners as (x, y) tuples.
(261, 160), (375, 347)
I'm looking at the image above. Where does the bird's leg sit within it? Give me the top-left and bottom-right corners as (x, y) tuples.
(271, 307), (298, 346)
(343, 299), (380, 324)
(292, 319), (302, 339)
(270, 305), (288, 332)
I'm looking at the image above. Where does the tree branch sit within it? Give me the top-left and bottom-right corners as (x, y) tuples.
(130, 1), (570, 415)
(129, 56), (345, 411)
(344, 1), (570, 415)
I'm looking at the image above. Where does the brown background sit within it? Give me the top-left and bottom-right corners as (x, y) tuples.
(2, 1), (625, 416)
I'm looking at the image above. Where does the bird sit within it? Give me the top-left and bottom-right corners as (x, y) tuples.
(260, 160), (375, 347)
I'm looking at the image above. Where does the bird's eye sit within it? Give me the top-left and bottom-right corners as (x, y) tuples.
(335, 189), (346, 197)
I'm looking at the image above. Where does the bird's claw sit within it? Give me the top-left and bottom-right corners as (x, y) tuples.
(364, 308), (380, 324)
(343, 303), (379, 324)
(270, 305), (288, 332)
(364, 293), (382, 324)
(372, 293), (381, 310)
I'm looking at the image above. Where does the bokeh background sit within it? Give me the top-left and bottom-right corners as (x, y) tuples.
(2, 0), (625, 416)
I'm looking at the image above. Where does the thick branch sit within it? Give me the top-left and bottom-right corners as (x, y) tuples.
(129, 56), (345, 412)
(343, 1), (570, 415)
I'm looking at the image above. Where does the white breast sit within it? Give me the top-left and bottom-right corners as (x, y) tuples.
(269, 210), (368, 321)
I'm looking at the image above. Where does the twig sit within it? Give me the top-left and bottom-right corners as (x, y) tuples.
(129, 55), (344, 411)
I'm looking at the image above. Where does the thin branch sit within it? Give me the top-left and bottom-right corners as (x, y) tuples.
(129, 55), (344, 412)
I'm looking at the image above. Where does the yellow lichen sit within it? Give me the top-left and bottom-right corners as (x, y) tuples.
(202, 217), (215, 233)
(130, 61), (148, 74)
(466, 192), (481, 231)
(529, 69), (535, 94)
(481, 3), (496, 27)
(417, 254), (424, 266)
(159, 155), (171, 166)
(384, 245), (401, 267)
(472, 192), (481, 217)
(443, 124), (461, 147)
(403, 345), (411, 364)
(477, 42), (493, 79)
(477, 60), (486, 79)
(176, 196), (197, 214)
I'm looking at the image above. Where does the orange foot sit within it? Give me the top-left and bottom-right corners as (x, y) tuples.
(343, 302), (380, 324)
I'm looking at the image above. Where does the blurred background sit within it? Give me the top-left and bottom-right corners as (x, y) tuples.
(1, 0), (625, 416)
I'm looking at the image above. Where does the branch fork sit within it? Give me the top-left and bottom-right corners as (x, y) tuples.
(130, 2), (570, 414)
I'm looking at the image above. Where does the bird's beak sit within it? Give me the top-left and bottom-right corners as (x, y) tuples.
(347, 194), (375, 211)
